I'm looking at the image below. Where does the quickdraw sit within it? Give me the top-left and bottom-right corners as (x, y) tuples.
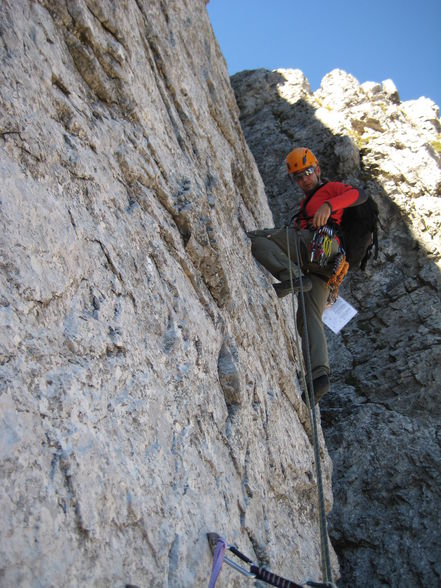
(207, 533), (336, 588)
(309, 226), (335, 267)
(326, 253), (349, 305)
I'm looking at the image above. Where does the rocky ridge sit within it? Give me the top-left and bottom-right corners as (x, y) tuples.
(232, 67), (441, 587)
(0, 2), (336, 587)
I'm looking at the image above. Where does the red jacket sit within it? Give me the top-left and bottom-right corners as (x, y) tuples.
(296, 182), (362, 229)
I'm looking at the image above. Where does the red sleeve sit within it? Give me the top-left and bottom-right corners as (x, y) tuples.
(320, 182), (361, 212)
(301, 182), (362, 226)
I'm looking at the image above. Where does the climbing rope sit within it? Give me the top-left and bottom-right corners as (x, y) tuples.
(286, 240), (310, 409)
(207, 227), (337, 587)
(326, 253), (349, 305)
(285, 227), (333, 585)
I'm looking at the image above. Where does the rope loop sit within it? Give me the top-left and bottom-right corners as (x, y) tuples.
(326, 253), (349, 305)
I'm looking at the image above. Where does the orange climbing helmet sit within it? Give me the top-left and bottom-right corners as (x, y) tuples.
(286, 147), (318, 174)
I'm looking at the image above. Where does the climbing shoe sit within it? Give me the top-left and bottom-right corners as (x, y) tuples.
(273, 276), (312, 298)
(302, 374), (330, 405)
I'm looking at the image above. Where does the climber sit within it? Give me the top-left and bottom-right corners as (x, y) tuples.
(247, 147), (365, 404)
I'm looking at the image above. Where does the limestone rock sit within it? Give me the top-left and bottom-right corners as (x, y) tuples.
(232, 67), (441, 587)
(381, 78), (400, 104)
(0, 2), (336, 587)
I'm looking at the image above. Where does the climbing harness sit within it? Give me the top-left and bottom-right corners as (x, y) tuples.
(207, 533), (336, 588)
(286, 227), (334, 585)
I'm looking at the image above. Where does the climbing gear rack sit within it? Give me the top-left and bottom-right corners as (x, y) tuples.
(308, 226), (335, 267)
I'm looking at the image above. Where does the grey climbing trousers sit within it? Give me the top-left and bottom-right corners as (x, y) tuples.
(247, 227), (340, 380)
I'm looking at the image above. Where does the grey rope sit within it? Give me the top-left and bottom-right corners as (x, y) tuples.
(285, 227), (333, 585)
(286, 251), (310, 411)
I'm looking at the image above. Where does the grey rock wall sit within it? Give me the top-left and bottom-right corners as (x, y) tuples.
(0, 2), (337, 587)
(232, 68), (441, 587)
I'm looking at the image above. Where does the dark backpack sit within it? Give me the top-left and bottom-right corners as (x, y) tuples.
(339, 189), (379, 270)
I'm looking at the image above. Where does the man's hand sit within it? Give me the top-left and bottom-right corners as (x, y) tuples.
(312, 203), (332, 228)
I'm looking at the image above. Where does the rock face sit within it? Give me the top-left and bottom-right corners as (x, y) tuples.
(232, 68), (441, 587)
(0, 2), (337, 587)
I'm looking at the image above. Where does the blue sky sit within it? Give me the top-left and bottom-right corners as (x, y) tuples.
(207, 0), (441, 109)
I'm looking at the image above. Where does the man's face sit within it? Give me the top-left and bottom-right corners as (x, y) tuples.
(292, 165), (321, 194)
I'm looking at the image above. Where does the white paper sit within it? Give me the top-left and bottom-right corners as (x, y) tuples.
(323, 296), (357, 334)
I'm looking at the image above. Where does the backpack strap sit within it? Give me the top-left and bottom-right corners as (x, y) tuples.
(289, 181), (328, 227)
(359, 222), (379, 270)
